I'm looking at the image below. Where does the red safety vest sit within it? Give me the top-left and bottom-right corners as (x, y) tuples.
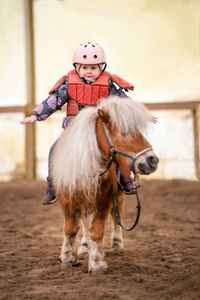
(49, 70), (134, 116)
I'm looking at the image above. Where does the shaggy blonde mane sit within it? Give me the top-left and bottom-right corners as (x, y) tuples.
(51, 96), (151, 200)
(98, 96), (150, 135)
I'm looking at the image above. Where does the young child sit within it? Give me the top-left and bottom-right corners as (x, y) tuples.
(21, 41), (157, 205)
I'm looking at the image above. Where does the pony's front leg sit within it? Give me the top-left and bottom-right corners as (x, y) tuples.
(88, 210), (109, 274)
(60, 205), (81, 266)
(110, 192), (124, 252)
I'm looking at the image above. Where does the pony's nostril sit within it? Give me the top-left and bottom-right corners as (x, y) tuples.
(138, 163), (150, 174)
(147, 156), (158, 169)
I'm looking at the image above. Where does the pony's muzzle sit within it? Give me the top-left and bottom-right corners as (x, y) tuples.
(135, 152), (159, 175)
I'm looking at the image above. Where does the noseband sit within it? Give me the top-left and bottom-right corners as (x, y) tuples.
(100, 121), (153, 231)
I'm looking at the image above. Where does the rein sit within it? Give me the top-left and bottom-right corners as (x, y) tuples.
(99, 121), (152, 231)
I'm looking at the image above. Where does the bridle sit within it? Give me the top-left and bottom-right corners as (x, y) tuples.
(99, 121), (152, 231)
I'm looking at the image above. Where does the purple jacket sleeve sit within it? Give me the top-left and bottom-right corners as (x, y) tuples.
(109, 82), (130, 98)
(33, 79), (68, 121)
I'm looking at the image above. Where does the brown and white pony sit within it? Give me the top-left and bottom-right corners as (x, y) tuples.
(51, 96), (158, 274)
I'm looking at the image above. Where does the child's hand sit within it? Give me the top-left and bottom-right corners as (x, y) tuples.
(20, 115), (37, 125)
(150, 115), (158, 124)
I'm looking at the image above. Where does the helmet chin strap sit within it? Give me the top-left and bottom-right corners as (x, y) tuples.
(73, 63), (81, 74)
(101, 62), (107, 73)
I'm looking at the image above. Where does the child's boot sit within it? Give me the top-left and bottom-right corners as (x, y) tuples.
(42, 177), (57, 205)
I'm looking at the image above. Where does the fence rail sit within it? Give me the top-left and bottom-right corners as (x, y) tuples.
(144, 101), (200, 180)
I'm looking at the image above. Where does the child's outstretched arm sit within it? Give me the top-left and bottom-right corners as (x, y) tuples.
(20, 115), (37, 125)
(150, 115), (158, 124)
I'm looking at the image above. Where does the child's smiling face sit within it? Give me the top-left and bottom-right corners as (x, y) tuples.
(78, 64), (101, 82)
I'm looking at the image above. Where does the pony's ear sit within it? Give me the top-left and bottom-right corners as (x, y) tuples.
(98, 109), (110, 123)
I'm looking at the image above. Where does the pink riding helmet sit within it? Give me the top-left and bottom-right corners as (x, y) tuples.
(73, 42), (106, 65)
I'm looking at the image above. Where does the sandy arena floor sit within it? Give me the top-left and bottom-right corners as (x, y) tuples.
(0, 179), (199, 300)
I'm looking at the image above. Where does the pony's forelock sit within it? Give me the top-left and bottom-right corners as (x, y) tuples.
(98, 96), (150, 135)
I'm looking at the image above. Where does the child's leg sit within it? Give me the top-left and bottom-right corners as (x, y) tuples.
(42, 116), (75, 205)
(42, 140), (57, 205)
(42, 115), (80, 205)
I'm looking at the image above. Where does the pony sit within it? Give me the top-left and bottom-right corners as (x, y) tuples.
(51, 95), (158, 274)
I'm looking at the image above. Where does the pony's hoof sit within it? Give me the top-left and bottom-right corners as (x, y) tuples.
(61, 256), (77, 266)
(78, 245), (89, 260)
(111, 238), (124, 253)
(89, 261), (108, 275)
(112, 244), (124, 254)
(62, 259), (72, 267)
(89, 267), (108, 275)
(112, 247), (123, 254)
(78, 252), (88, 260)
